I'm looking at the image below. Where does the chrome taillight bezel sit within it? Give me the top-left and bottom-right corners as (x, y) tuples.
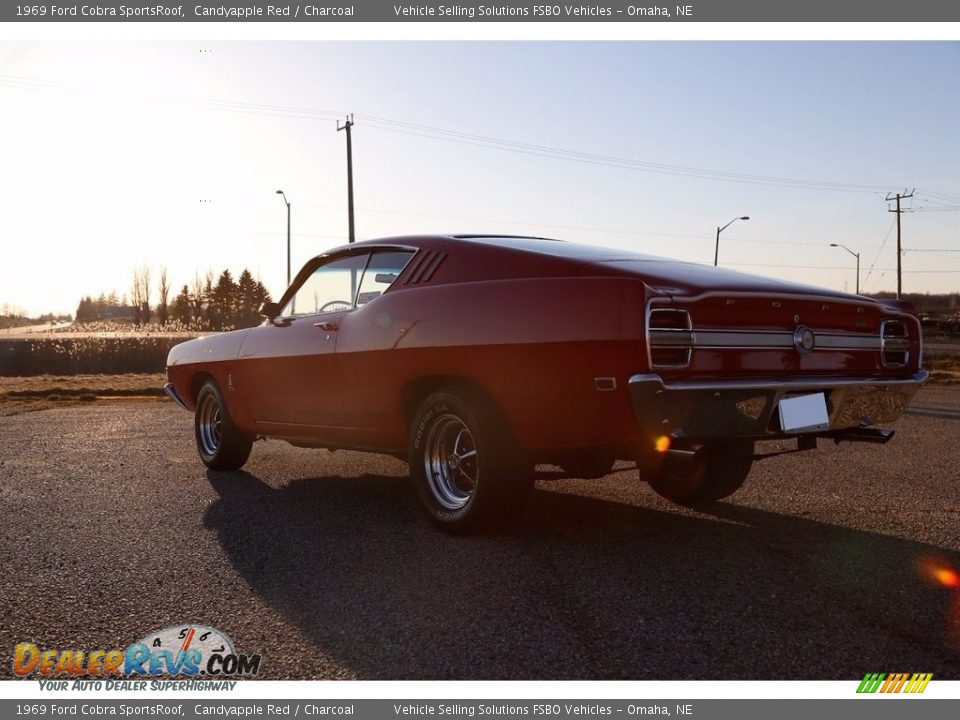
(880, 319), (910, 368)
(648, 307), (694, 368)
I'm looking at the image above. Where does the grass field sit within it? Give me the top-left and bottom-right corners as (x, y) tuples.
(0, 373), (167, 416)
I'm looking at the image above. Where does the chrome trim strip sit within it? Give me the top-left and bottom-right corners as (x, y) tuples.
(689, 330), (883, 351)
(647, 289), (880, 310)
(163, 382), (190, 411)
(648, 329), (696, 347)
(631, 370), (928, 394)
(650, 327), (884, 351)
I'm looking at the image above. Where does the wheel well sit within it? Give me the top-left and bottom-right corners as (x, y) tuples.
(401, 375), (504, 425)
(190, 371), (216, 405)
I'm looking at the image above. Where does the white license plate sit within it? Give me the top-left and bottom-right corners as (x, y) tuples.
(778, 392), (830, 433)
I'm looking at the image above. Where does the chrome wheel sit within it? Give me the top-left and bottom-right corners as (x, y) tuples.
(423, 414), (478, 510)
(197, 391), (223, 459)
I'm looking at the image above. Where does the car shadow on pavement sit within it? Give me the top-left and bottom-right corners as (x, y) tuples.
(203, 470), (960, 680)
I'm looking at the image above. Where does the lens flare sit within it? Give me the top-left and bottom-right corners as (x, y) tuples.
(917, 555), (960, 645)
(654, 435), (671, 453)
(918, 556), (960, 588)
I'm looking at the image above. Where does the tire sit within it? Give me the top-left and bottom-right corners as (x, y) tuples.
(194, 380), (253, 471)
(560, 454), (616, 480)
(409, 390), (533, 533)
(647, 440), (754, 505)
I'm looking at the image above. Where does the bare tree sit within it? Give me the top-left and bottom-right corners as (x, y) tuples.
(191, 272), (205, 323)
(131, 268), (143, 326)
(139, 265), (152, 324)
(131, 265), (152, 326)
(157, 267), (170, 325)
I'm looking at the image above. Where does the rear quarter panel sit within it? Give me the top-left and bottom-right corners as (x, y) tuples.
(336, 276), (649, 453)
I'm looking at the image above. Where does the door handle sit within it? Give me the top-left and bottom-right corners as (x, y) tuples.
(314, 320), (339, 331)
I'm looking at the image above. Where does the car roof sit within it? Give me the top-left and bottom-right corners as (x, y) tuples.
(340, 234), (663, 262)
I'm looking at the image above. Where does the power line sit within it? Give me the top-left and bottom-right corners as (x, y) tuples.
(0, 72), (935, 197)
(863, 220), (896, 291)
(359, 119), (897, 194)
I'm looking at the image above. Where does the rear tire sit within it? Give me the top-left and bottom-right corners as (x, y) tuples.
(409, 390), (532, 533)
(647, 440), (754, 505)
(194, 380), (253, 471)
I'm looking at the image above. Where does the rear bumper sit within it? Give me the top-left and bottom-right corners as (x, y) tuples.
(628, 370), (928, 440)
(163, 382), (190, 411)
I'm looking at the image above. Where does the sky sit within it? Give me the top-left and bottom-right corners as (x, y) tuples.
(1, 41), (959, 317)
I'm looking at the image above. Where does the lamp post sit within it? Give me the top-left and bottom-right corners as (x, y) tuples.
(830, 243), (860, 295)
(276, 190), (291, 287)
(714, 216), (750, 266)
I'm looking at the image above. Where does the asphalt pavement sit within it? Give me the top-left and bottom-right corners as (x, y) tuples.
(1, 388), (959, 679)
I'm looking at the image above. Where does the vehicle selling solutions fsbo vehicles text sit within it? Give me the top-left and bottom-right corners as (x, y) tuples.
(392, 6), (690, 18)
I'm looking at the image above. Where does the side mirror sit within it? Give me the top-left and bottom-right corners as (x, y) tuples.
(259, 301), (281, 320)
(375, 273), (398, 284)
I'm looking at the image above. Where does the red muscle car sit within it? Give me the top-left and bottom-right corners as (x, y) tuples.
(165, 235), (927, 532)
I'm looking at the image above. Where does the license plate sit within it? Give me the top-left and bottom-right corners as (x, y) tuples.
(778, 392), (830, 433)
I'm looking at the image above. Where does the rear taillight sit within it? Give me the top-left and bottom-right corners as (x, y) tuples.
(648, 308), (693, 368)
(880, 320), (910, 368)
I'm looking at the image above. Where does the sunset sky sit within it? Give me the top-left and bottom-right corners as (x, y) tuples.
(1, 41), (958, 317)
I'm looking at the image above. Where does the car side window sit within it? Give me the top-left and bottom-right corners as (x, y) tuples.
(281, 253), (370, 317)
(355, 251), (416, 306)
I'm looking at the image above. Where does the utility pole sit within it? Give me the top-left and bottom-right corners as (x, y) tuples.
(886, 189), (914, 300)
(337, 114), (356, 243)
(275, 190), (291, 287)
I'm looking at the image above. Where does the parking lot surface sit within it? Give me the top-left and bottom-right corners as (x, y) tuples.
(1, 388), (959, 679)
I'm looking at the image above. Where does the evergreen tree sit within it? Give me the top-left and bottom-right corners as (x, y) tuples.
(236, 269), (261, 328)
(171, 285), (192, 325)
(210, 270), (237, 329)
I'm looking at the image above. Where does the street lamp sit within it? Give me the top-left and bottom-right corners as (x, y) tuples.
(714, 216), (750, 266)
(276, 190), (291, 287)
(830, 243), (860, 295)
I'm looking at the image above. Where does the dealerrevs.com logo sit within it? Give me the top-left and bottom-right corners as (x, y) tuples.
(857, 673), (933, 694)
(13, 625), (262, 678)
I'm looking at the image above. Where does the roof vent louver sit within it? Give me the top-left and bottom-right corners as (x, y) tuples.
(402, 250), (446, 285)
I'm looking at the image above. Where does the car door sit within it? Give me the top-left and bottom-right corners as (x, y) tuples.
(236, 251), (370, 438)
(332, 249), (417, 446)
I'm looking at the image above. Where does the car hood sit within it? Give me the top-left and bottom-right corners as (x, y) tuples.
(167, 328), (253, 366)
(586, 258), (866, 302)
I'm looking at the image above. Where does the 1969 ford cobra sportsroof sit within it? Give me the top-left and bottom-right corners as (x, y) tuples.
(165, 235), (926, 532)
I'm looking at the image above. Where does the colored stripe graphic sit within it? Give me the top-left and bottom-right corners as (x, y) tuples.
(882, 673), (909, 693)
(857, 672), (932, 693)
(857, 673), (886, 693)
(904, 673), (933, 693)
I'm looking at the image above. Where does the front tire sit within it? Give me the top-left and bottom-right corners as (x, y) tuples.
(409, 390), (532, 533)
(194, 380), (253, 471)
(647, 440), (754, 505)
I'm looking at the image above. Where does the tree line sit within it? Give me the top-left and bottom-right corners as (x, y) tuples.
(76, 267), (273, 331)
